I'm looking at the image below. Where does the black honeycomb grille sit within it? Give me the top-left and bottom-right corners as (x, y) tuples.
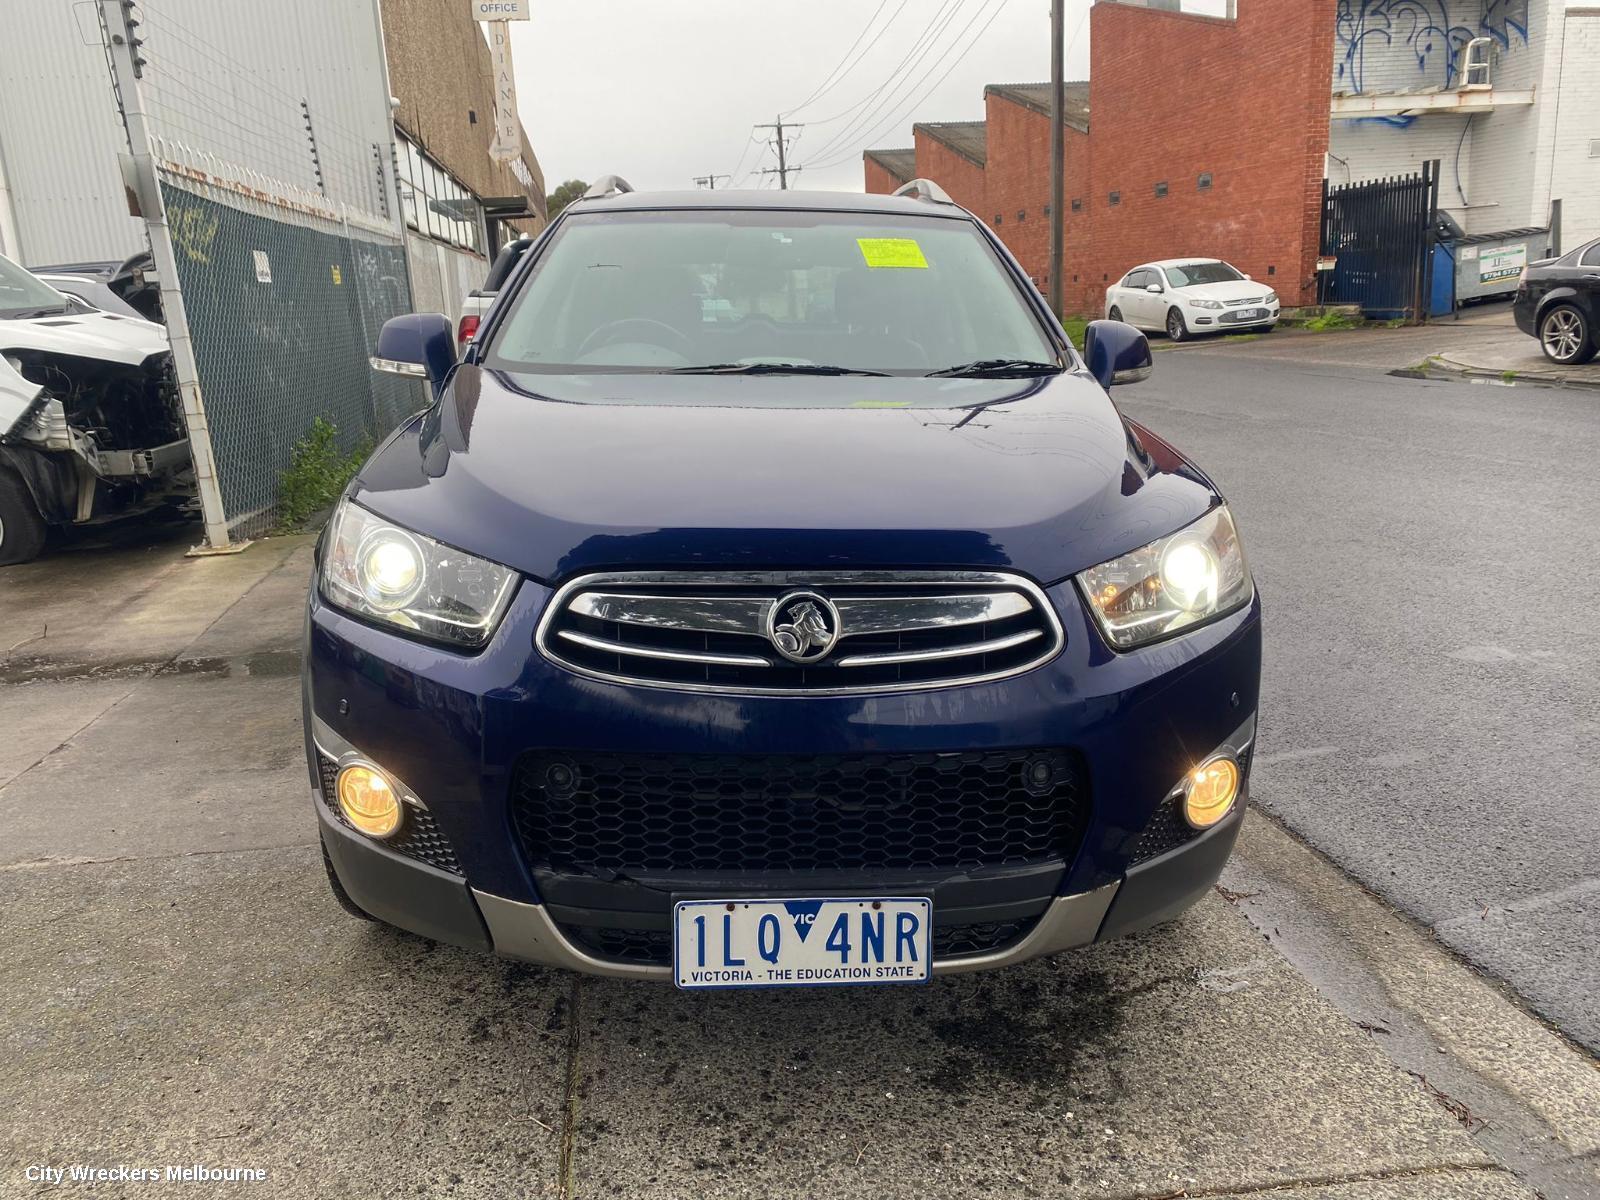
(564, 918), (1037, 967)
(316, 752), (463, 875)
(511, 748), (1088, 875)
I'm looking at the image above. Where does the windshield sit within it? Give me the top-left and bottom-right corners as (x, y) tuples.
(0, 253), (71, 318)
(1163, 262), (1244, 288)
(485, 209), (1060, 375)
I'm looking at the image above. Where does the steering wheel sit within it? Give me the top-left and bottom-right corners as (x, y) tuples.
(576, 318), (696, 359)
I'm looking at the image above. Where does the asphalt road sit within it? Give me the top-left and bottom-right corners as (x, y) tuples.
(1119, 336), (1600, 1054)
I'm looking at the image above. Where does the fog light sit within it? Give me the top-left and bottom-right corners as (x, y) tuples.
(336, 763), (403, 839)
(1183, 755), (1240, 829)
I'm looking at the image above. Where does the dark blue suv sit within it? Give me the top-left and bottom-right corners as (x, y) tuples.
(307, 178), (1261, 990)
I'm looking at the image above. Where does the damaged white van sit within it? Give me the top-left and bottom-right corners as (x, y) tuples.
(1, 252), (191, 564)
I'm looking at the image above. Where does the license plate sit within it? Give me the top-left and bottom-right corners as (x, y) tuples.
(1234, 308), (1261, 320)
(673, 897), (932, 990)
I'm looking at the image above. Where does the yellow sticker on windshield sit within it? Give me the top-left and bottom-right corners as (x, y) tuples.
(857, 238), (929, 269)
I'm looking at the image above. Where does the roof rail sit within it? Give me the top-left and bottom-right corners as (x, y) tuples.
(582, 175), (635, 200)
(892, 178), (955, 205)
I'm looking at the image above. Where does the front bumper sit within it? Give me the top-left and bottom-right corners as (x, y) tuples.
(307, 570), (1261, 977)
(1191, 305), (1279, 330)
(318, 796), (1247, 977)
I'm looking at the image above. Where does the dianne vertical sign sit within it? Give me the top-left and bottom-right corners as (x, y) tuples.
(472, 1), (529, 164)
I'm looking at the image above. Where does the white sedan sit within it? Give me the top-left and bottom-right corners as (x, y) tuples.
(1104, 259), (1279, 342)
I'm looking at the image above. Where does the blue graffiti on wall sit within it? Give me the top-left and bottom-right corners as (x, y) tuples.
(1336, 0), (1529, 94)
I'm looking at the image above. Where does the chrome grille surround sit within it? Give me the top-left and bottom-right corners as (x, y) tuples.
(535, 570), (1065, 695)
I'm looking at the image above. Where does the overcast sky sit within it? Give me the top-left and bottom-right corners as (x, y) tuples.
(510, 0), (1229, 196)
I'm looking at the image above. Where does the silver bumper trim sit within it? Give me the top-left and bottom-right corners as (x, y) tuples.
(471, 882), (1121, 981)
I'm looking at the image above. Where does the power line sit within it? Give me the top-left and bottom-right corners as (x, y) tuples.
(802, 0), (967, 135)
(780, 0), (906, 118)
(807, 0), (1012, 171)
(801, 0), (978, 165)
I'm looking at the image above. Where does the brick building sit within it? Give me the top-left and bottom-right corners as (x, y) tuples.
(866, 0), (1597, 316)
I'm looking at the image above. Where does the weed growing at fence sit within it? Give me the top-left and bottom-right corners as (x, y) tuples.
(277, 417), (371, 532)
(1060, 315), (1089, 349)
(1304, 310), (1360, 333)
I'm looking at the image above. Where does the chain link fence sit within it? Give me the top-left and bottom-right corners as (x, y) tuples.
(155, 146), (421, 531)
(105, 0), (425, 538)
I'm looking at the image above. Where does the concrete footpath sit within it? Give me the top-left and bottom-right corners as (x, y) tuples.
(1169, 301), (1600, 390)
(1, 520), (1596, 1199)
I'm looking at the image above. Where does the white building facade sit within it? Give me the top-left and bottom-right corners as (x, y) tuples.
(1327, 0), (1598, 248)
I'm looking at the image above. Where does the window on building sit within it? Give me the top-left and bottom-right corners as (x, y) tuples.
(1198, 173), (1213, 190)
(1108, 191), (1120, 207)
(1070, 198), (1082, 213)
(394, 131), (483, 255)
(994, 214), (1003, 226)
(1017, 210), (1026, 222)
(1154, 181), (1169, 198)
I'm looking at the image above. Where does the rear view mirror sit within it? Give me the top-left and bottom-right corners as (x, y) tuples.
(372, 313), (455, 398)
(1082, 319), (1154, 388)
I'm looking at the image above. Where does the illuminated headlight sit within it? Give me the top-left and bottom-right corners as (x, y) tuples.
(1188, 298), (1224, 310)
(1077, 506), (1252, 649)
(320, 499), (517, 648)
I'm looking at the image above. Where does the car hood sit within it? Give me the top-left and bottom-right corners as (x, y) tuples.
(1177, 279), (1271, 302)
(1, 309), (168, 430)
(353, 366), (1219, 586)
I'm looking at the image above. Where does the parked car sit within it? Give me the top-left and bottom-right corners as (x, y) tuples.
(0, 253), (190, 564)
(456, 235), (533, 352)
(1513, 235), (1600, 365)
(309, 178), (1261, 989)
(1105, 259), (1279, 342)
(28, 252), (163, 324)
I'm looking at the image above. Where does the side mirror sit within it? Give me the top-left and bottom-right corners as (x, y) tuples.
(1082, 319), (1154, 388)
(1242, 273), (1253, 280)
(372, 313), (455, 398)
(1145, 283), (1163, 294)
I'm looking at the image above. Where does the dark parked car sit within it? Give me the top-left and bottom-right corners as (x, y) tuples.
(1513, 235), (1600, 365)
(308, 178), (1261, 990)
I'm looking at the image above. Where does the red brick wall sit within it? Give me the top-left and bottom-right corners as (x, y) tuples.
(864, 157), (904, 195)
(1083, 0), (1334, 308)
(912, 129), (987, 218)
(984, 93), (1090, 296)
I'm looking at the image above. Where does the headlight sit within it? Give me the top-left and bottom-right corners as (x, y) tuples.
(1076, 506), (1252, 649)
(1266, 291), (1279, 306)
(320, 499), (518, 648)
(1187, 298), (1223, 310)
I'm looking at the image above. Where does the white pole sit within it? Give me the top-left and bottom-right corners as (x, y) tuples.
(99, 0), (234, 553)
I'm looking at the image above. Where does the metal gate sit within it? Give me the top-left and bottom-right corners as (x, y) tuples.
(1319, 161), (1441, 322)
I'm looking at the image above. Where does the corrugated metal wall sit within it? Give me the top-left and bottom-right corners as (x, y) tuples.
(0, 1), (144, 263)
(0, 0), (398, 265)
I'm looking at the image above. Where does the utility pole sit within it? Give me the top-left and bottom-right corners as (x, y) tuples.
(1049, 0), (1065, 317)
(754, 117), (803, 189)
(98, 0), (236, 554)
(693, 174), (731, 190)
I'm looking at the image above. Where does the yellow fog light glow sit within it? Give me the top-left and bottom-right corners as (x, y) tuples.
(1183, 756), (1240, 829)
(336, 763), (403, 839)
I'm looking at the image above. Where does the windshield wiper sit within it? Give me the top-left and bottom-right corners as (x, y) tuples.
(925, 359), (1064, 378)
(669, 362), (891, 376)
